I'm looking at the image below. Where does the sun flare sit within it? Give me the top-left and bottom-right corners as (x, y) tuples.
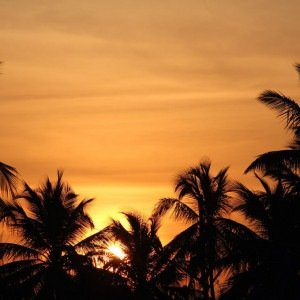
(108, 244), (126, 259)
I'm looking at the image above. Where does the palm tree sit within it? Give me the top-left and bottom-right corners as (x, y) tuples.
(0, 162), (19, 197)
(221, 171), (300, 299)
(153, 160), (253, 300)
(245, 63), (300, 173)
(101, 211), (184, 300)
(0, 171), (96, 299)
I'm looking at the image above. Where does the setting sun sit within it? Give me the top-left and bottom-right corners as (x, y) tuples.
(108, 244), (126, 259)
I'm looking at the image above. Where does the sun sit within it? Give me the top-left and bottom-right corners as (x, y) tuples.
(108, 243), (126, 259)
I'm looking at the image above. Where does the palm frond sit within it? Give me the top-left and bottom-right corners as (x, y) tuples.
(211, 167), (232, 216)
(64, 198), (95, 245)
(266, 167), (300, 194)
(0, 259), (39, 279)
(149, 214), (162, 239)
(108, 219), (133, 250)
(52, 170), (64, 202)
(0, 162), (19, 197)
(245, 149), (300, 173)
(74, 225), (111, 253)
(178, 176), (204, 203)
(124, 212), (157, 259)
(164, 223), (199, 255)
(2, 192), (46, 246)
(215, 218), (266, 275)
(216, 218), (262, 244)
(0, 260), (46, 299)
(152, 197), (178, 217)
(193, 162), (213, 202)
(258, 90), (300, 131)
(15, 183), (45, 222)
(63, 185), (79, 211)
(102, 255), (127, 271)
(0, 242), (41, 261)
(232, 182), (269, 230)
(254, 173), (272, 196)
(0, 198), (18, 223)
(214, 167), (230, 189)
(13, 216), (51, 250)
(175, 162), (211, 203)
(219, 268), (258, 300)
(154, 198), (198, 223)
(150, 254), (185, 287)
(295, 63), (300, 75)
(122, 212), (146, 236)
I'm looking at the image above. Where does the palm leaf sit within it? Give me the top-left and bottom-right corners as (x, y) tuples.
(267, 167), (300, 195)
(16, 182), (45, 222)
(108, 219), (133, 251)
(215, 218), (266, 276)
(0, 198), (18, 222)
(74, 226), (111, 253)
(13, 216), (51, 250)
(63, 198), (94, 245)
(245, 149), (300, 173)
(0, 162), (19, 197)
(175, 174), (204, 203)
(0, 243), (41, 261)
(210, 167), (231, 217)
(295, 63), (300, 75)
(0, 259), (43, 280)
(150, 255), (185, 287)
(0, 261), (46, 299)
(258, 90), (300, 131)
(149, 214), (161, 238)
(153, 198), (198, 223)
(164, 222), (199, 256)
(232, 182), (269, 231)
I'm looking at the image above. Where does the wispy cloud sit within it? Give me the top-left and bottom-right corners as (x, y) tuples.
(0, 0), (299, 231)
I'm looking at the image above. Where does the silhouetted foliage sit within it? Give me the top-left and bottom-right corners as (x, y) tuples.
(91, 212), (185, 300)
(220, 171), (300, 299)
(245, 64), (300, 173)
(0, 171), (96, 299)
(153, 160), (256, 300)
(0, 162), (19, 197)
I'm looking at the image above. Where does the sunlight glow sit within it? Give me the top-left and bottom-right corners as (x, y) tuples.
(108, 244), (126, 259)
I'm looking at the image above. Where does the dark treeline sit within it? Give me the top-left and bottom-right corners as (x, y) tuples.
(0, 64), (300, 299)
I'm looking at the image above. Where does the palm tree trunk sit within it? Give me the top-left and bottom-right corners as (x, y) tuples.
(207, 223), (216, 300)
(197, 204), (210, 300)
(209, 271), (216, 300)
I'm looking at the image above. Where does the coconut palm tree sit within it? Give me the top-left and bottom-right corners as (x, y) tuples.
(245, 63), (300, 173)
(153, 160), (254, 300)
(101, 211), (185, 300)
(221, 171), (300, 299)
(0, 171), (96, 299)
(0, 162), (19, 197)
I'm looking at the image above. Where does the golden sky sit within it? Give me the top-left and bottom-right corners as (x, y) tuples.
(1, 0), (300, 242)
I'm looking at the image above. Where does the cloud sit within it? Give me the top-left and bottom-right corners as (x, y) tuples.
(0, 0), (298, 191)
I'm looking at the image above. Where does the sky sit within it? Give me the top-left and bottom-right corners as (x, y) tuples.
(1, 0), (300, 242)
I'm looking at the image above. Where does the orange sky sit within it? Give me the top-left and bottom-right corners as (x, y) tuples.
(1, 0), (299, 243)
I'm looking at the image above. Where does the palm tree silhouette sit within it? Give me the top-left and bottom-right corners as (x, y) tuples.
(100, 211), (184, 300)
(0, 171), (95, 299)
(221, 171), (300, 299)
(153, 160), (251, 300)
(245, 63), (300, 173)
(0, 162), (19, 197)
